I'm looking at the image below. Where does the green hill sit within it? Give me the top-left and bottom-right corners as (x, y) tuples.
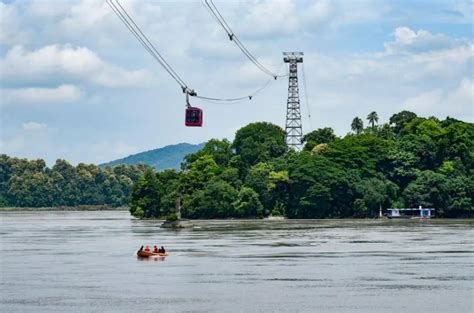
(99, 143), (204, 171)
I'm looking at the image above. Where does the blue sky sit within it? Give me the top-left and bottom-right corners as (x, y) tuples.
(0, 0), (473, 165)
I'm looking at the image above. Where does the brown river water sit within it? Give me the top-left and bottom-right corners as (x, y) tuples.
(0, 211), (473, 313)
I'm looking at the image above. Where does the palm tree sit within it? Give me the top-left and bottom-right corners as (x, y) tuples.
(351, 117), (364, 135)
(367, 111), (379, 128)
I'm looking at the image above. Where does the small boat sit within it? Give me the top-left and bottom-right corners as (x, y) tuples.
(137, 250), (169, 258)
(387, 207), (435, 219)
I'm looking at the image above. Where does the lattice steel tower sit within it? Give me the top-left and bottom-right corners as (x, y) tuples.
(283, 52), (303, 149)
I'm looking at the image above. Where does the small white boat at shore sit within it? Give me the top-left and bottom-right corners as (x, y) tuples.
(387, 206), (435, 219)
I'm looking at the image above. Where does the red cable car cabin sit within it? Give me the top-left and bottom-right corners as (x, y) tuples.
(185, 106), (203, 127)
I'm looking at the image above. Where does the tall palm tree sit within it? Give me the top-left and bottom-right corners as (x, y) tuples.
(367, 111), (379, 128)
(351, 117), (364, 135)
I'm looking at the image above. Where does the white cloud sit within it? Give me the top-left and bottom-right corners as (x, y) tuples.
(1, 1), (472, 165)
(0, 85), (82, 106)
(241, 0), (299, 37)
(384, 26), (467, 54)
(0, 2), (29, 45)
(0, 44), (153, 88)
(22, 122), (48, 131)
(306, 0), (336, 27)
(403, 78), (474, 120)
(452, 0), (474, 22)
(60, 0), (110, 33)
(239, 0), (386, 38)
(333, 0), (388, 25)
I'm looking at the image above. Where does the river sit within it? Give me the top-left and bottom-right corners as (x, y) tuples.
(0, 211), (472, 313)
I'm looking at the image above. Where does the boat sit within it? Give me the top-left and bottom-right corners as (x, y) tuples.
(137, 250), (169, 258)
(387, 206), (435, 219)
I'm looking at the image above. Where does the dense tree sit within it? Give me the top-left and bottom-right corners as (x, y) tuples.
(232, 122), (287, 169)
(182, 139), (232, 169)
(367, 111), (379, 128)
(0, 155), (146, 208)
(389, 111), (417, 134)
(356, 177), (398, 215)
(402, 170), (448, 210)
(351, 117), (364, 134)
(129, 168), (161, 218)
(287, 152), (357, 218)
(233, 187), (264, 218)
(302, 127), (337, 151)
(244, 162), (273, 212)
(186, 178), (238, 218)
(3, 112), (472, 219)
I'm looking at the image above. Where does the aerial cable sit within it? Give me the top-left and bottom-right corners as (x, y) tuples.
(205, 0), (281, 78)
(195, 61), (285, 103)
(195, 77), (271, 102)
(107, 2), (175, 84)
(301, 62), (313, 130)
(203, 0), (287, 79)
(107, 0), (188, 91)
(113, 1), (187, 87)
(107, 0), (277, 103)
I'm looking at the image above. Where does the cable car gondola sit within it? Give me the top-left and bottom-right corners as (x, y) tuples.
(185, 106), (203, 127)
(184, 89), (202, 127)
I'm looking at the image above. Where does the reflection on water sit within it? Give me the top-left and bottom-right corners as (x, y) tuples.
(0, 211), (473, 313)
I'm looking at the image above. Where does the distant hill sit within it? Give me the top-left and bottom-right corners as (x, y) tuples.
(99, 143), (204, 171)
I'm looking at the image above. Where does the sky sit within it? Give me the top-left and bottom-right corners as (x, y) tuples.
(0, 0), (473, 165)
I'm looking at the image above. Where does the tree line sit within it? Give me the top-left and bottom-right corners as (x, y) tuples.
(0, 157), (148, 207)
(1, 111), (472, 217)
(129, 111), (473, 219)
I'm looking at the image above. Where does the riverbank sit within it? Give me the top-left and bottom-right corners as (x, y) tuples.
(0, 205), (128, 212)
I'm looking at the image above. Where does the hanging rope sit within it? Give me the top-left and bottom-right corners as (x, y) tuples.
(203, 0), (287, 79)
(194, 61), (285, 102)
(301, 62), (313, 130)
(107, 0), (188, 91)
(107, 0), (283, 103)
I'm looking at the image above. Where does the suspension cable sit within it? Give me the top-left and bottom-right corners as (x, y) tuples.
(107, 0), (188, 90)
(194, 61), (285, 102)
(203, 0), (287, 79)
(107, 0), (281, 102)
(301, 62), (312, 130)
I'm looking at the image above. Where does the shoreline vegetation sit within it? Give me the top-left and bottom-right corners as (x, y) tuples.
(1, 111), (473, 219)
(129, 111), (473, 220)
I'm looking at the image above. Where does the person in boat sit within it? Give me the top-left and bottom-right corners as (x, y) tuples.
(153, 245), (159, 253)
(138, 245), (144, 252)
(159, 246), (166, 254)
(144, 245), (150, 252)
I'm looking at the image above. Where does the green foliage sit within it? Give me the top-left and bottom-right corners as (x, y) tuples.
(4, 112), (472, 219)
(402, 170), (449, 210)
(0, 155), (146, 208)
(126, 115), (472, 219)
(353, 198), (368, 217)
(302, 127), (336, 151)
(232, 122), (287, 169)
(351, 117), (364, 134)
(186, 178), (238, 218)
(233, 187), (264, 218)
(129, 168), (162, 218)
(389, 111), (417, 134)
(183, 139), (232, 169)
(367, 111), (379, 128)
(356, 177), (398, 215)
(165, 212), (178, 221)
(244, 162), (273, 211)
